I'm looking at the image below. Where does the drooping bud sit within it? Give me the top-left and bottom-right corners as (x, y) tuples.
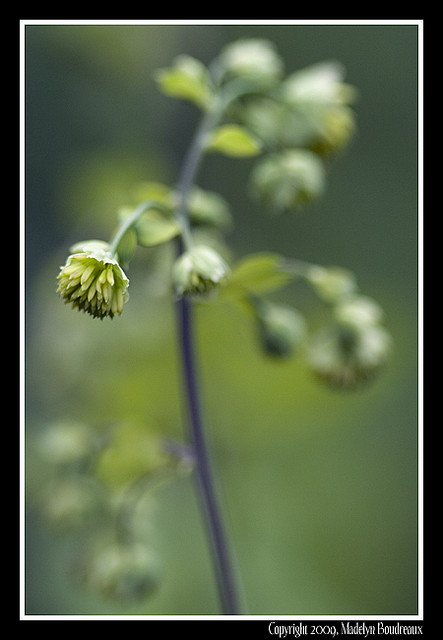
(306, 265), (357, 303)
(307, 297), (392, 389)
(57, 241), (129, 319)
(281, 61), (357, 155)
(85, 543), (160, 603)
(172, 245), (230, 297)
(250, 150), (325, 212)
(217, 38), (283, 88)
(255, 301), (306, 359)
(42, 477), (102, 531)
(38, 420), (97, 466)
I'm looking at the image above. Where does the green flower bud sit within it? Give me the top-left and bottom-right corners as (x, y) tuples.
(172, 245), (230, 297)
(38, 420), (96, 466)
(281, 61), (357, 156)
(282, 61), (357, 107)
(306, 265), (357, 303)
(86, 543), (160, 603)
(334, 295), (384, 327)
(309, 106), (356, 156)
(43, 477), (102, 531)
(217, 38), (283, 87)
(255, 301), (306, 359)
(250, 150), (325, 212)
(57, 241), (129, 319)
(308, 322), (391, 389)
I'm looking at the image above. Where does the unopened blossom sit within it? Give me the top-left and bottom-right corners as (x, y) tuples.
(308, 321), (391, 389)
(172, 245), (230, 297)
(255, 301), (306, 359)
(57, 241), (129, 319)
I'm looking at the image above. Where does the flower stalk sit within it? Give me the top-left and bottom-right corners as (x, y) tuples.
(176, 294), (241, 614)
(108, 200), (169, 257)
(174, 103), (242, 615)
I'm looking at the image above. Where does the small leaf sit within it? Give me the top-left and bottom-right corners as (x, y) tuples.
(135, 209), (181, 247)
(186, 187), (232, 229)
(95, 421), (167, 489)
(223, 252), (294, 297)
(116, 228), (137, 265)
(132, 181), (176, 209)
(155, 55), (213, 110)
(205, 125), (262, 157)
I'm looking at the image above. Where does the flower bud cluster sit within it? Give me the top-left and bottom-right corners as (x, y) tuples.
(32, 418), (179, 603)
(217, 42), (357, 213)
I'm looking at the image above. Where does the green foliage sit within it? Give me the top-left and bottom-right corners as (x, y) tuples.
(205, 124), (262, 157)
(223, 252), (294, 297)
(95, 421), (169, 489)
(122, 207), (181, 248)
(154, 54), (214, 110)
(186, 186), (232, 230)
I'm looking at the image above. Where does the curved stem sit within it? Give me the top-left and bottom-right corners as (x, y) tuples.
(174, 106), (242, 614)
(174, 107), (218, 250)
(109, 199), (170, 257)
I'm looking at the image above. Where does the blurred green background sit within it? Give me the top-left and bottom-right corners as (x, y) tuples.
(25, 23), (419, 615)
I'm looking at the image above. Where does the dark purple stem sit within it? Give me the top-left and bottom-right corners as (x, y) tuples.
(176, 291), (241, 615)
(173, 103), (242, 614)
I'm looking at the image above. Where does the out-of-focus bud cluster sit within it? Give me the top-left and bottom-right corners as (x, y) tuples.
(29, 418), (191, 604)
(224, 255), (391, 388)
(214, 41), (357, 213)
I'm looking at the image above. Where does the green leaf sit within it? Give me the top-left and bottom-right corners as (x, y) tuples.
(186, 187), (232, 229)
(223, 252), (294, 298)
(95, 421), (167, 489)
(131, 181), (176, 209)
(154, 55), (214, 110)
(116, 228), (137, 265)
(135, 208), (181, 247)
(205, 125), (262, 157)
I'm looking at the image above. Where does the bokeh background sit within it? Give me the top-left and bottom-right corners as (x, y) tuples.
(24, 23), (419, 616)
